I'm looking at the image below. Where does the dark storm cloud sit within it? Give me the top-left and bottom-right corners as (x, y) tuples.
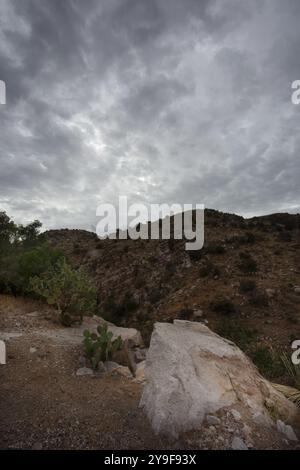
(0, 0), (299, 230)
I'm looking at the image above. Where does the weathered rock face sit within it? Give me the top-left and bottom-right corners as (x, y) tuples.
(140, 320), (297, 439)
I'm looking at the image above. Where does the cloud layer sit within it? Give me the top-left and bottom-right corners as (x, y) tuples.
(0, 0), (300, 230)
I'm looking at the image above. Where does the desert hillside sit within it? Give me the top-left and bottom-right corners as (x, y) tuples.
(45, 209), (300, 383)
(1, 208), (300, 450)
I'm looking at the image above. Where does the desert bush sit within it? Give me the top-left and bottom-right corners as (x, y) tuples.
(177, 307), (194, 320)
(249, 291), (269, 307)
(149, 287), (162, 304)
(251, 346), (284, 379)
(18, 245), (63, 288)
(239, 279), (257, 293)
(83, 324), (122, 369)
(225, 231), (256, 246)
(188, 249), (202, 261)
(29, 259), (97, 326)
(210, 297), (236, 315)
(165, 260), (176, 274)
(216, 320), (257, 351)
(281, 352), (300, 390)
(238, 251), (257, 273)
(199, 260), (220, 278)
(277, 231), (292, 243)
(205, 241), (225, 254)
(102, 291), (139, 324)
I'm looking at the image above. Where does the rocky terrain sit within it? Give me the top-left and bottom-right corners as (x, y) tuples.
(1, 208), (300, 450)
(46, 210), (300, 382)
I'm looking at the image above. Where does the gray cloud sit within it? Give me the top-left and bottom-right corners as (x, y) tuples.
(0, 0), (299, 230)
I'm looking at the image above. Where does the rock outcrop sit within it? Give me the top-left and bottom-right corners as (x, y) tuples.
(140, 320), (298, 439)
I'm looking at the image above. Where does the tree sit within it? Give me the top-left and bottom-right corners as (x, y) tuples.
(29, 259), (97, 326)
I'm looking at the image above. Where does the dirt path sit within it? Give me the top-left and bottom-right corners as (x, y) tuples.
(1, 295), (299, 450)
(0, 295), (170, 450)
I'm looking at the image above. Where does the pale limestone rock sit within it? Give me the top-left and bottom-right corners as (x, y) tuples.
(140, 320), (297, 438)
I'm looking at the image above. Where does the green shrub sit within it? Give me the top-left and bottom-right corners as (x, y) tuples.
(216, 320), (257, 351)
(83, 324), (123, 369)
(251, 346), (284, 379)
(18, 245), (63, 288)
(281, 352), (300, 390)
(29, 259), (97, 326)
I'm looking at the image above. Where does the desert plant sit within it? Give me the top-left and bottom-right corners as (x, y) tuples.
(251, 346), (284, 379)
(216, 320), (257, 351)
(177, 307), (194, 320)
(205, 241), (225, 254)
(29, 259), (97, 326)
(18, 245), (63, 288)
(249, 291), (269, 307)
(210, 297), (236, 315)
(83, 324), (123, 369)
(239, 279), (257, 293)
(281, 352), (300, 390)
(199, 260), (220, 278)
(238, 251), (257, 273)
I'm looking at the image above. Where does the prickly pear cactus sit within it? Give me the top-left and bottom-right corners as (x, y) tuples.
(82, 325), (123, 369)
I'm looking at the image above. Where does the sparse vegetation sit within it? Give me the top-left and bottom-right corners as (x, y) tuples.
(205, 241), (225, 254)
(177, 307), (194, 320)
(210, 297), (236, 315)
(199, 260), (220, 278)
(83, 324), (123, 369)
(216, 320), (257, 350)
(238, 251), (258, 273)
(29, 259), (97, 326)
(249, 291), (269, 307)
(250, 346), (284, 379)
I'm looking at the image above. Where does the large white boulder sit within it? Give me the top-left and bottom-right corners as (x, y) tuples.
(140, 320), (297, 438)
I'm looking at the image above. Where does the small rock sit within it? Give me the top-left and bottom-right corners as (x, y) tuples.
(105, 361), (121, 372)
(193, 310), (204, 319)
(113, 366), (132, 378)
(231, 437), (248, 450)
(294, 287), (300, 295)
(76, 367), (94, 377)
(230, 409), (241, 421)
(78, 355), (86, 366)
(27, 311), (39, 318)
(206, 415), (221, 426)
(207, 425), (216, 434)
(266, 288), (276, 299)
(134, 348), (147, 363)
(30, 347), (37, 354)
(135, 361), (146, 383)
(276, 420), (298, 442)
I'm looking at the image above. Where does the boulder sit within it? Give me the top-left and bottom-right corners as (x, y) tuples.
(140, 320), (297, 438)
(76, 367), (94, 376)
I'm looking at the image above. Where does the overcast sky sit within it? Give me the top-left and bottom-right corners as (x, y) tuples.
(0, 0), (300, 231)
